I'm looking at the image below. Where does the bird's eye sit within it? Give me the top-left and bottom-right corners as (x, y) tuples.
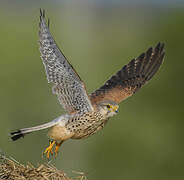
(106, 104), (111, 109)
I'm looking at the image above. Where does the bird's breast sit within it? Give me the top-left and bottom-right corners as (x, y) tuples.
(69, 112), (109, 139)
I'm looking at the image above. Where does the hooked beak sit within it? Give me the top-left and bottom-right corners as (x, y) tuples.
(113, 105), (119, 113)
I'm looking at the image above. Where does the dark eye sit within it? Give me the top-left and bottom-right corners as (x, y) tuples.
(107, 104), (111, 109)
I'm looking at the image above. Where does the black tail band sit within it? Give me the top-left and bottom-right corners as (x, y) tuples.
(10, 130), (24, 141)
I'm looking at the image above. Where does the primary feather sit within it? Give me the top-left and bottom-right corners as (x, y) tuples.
(90, 43), (165, 105)
(39, 9), (93, 114)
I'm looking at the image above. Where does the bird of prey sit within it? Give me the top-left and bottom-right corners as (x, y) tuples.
(10, 9), (165, 158)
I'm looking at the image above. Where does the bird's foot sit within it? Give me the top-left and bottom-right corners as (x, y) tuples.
(43, 140), (63, 159)
(54, 141), (63, 157)
(44, 140), (55, 159)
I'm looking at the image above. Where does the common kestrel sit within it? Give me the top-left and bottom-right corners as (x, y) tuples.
(11, 9), (165, 158)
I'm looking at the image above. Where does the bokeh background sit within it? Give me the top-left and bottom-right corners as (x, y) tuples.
(0, 0), (184, 179)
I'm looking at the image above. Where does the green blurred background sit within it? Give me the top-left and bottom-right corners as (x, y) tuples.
(0, 0), (184, 179)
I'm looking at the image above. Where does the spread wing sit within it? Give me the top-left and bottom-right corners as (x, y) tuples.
(90, 43), (165, 105)
(39, 9), (93, 114)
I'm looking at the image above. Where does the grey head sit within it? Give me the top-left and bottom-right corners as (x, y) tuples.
(97, 100), (119, 118)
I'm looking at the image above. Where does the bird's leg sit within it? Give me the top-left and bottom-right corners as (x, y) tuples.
(54, 141), (63, 157)
(44, 140), (55, 159)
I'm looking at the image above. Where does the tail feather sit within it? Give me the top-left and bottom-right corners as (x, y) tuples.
(10, 130), (25, 141)
(10, 117), (62, 141)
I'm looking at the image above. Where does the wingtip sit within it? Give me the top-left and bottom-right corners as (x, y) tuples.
(40, 8), (44, 20)
(160, 42), (165, 53)
(39, 8), (50, 28)
(40, 8), (42, 15)
(148, 42), (165, 53)
(40, 8), (45, 17)
(160, 50), (165, 62)
(155, 42), (165, 52)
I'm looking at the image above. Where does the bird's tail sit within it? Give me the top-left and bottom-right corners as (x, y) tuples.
(10, 117), (62, 141)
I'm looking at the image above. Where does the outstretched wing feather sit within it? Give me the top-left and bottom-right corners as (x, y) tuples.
(90, 43), (165, 105)
(39, 9), (93, 113)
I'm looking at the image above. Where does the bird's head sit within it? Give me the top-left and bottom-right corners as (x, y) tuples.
(97, 100), (119, 118)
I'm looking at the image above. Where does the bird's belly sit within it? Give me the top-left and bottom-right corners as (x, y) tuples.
(71, 119), (108, 139)
(48, 125), (74, 141)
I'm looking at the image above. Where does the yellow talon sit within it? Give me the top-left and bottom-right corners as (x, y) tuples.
(54, 141), (63, 157)
(44, 141), (55, 159)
